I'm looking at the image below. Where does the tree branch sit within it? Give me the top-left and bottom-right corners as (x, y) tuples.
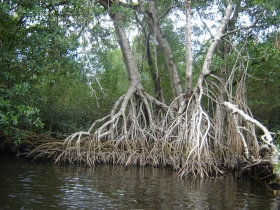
(201, 3), (233, 76)
(223, 102), (276, 148)
(222, 9), (265, 37)
(196, 9), (214, 39)
(158, 5), (178, 22)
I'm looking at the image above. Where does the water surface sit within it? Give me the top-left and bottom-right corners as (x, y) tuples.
(0, 157), (279, 209)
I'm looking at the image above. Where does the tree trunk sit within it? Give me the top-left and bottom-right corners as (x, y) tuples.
(194, 3), (233, 101)
(185, 0), (193, 100)
(139, 0), (183, 108)
(146, 32), (164, 102)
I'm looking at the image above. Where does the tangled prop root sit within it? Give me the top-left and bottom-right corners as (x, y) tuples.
(26, 86), (225, 177)
(28, 91), (173, 164)
(27, 81), (278, 178)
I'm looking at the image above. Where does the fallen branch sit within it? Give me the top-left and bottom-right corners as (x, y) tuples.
(223, 101), (280, 180)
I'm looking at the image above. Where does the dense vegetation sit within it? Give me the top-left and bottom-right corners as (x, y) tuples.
(0, 0), (280, 178)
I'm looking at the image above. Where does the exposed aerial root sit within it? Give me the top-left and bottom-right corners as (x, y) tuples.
(26, 89), (225, 178)
(26, 90), (172, 165)
(25, 84), (280, 179)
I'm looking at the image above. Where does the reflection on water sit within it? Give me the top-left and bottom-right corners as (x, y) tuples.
(0, 157), (280, 210)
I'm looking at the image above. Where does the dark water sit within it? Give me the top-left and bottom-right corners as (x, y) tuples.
(0, 157), (280, 210)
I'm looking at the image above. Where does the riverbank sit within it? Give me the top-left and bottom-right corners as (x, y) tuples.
(0, 135), (277, 182)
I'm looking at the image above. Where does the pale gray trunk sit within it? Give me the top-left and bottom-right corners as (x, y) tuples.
(185, 0), (193, 99)
(139, 1), (183, 108)
(194, 3), (233, 101)
(109, 7), (143, 93)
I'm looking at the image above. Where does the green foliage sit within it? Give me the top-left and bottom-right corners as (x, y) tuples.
(273, 140), (280, 175)
(0, 79), (44, 144)
(246, 35), (280, 129)
(271, 131), (280, 177)
(0, 0), (90, 143)
(0, 0), (279, 149)
(274, 130), (280, 146)
(273, 161), (280, 175)
(38, 74), (94, 134)
(91, 48), (128, 113)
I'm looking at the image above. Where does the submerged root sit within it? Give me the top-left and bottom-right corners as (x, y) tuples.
(236, 160), (274, 180)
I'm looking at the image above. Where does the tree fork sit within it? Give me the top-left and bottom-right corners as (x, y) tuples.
(138, 0), (183, 108)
